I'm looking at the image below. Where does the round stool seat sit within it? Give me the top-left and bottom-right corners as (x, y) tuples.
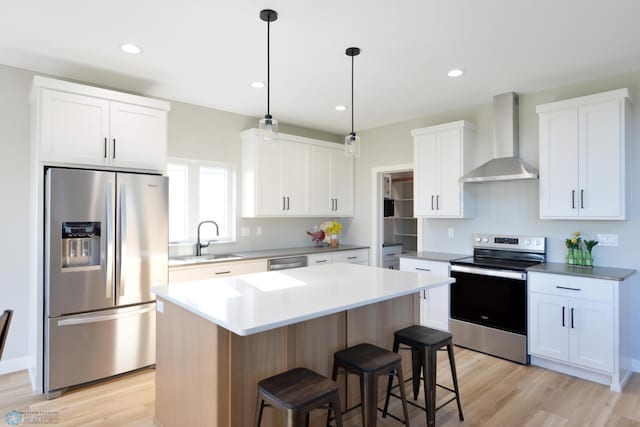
(334, 343), (401, 373)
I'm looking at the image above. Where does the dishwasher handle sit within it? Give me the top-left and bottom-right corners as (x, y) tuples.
(267, 256), (309, 271)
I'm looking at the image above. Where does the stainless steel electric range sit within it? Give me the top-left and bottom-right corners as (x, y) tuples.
(449, 234), (546, 364)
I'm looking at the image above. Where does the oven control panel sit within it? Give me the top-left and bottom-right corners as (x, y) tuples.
(472, 234), (546, 253)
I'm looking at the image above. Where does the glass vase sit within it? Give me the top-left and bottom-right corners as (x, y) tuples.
(566, 248), (576, 265)
(583, 251), (593, 267)
(575, 247), (584, 266)
(329, 234), (339, 248)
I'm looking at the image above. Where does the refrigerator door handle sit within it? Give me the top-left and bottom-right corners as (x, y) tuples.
(105, 184), (113, 299)
(119, 184), (127, 297)
(57, 305), (155, 326)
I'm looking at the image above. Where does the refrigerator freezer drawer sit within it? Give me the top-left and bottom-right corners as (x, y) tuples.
(46, 303), (155, 393)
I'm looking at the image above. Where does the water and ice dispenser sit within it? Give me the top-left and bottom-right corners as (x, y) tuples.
(61, 222), (101, 268)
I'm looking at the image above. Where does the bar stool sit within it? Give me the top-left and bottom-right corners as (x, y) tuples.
(254, 367), (344, 427)
(328, 343), (410, 427)
(383, 325), (463, 427)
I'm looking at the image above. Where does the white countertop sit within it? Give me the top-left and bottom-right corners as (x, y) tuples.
(152, 263), (454, 336)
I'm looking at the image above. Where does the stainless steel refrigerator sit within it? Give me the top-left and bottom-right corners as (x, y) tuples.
(44, 167), (167, 398)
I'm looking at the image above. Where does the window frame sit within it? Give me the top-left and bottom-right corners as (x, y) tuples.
(167, 157), (237, 245)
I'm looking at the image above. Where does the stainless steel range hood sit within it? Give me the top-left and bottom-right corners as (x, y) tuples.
(460, 92), (538, 183)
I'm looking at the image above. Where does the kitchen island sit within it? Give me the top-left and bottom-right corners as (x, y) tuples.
(152, 263), (454, 427)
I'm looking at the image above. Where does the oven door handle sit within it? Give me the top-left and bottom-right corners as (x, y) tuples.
(450, 264), (526, 281)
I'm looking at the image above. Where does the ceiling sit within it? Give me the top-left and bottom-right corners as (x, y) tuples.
(2, 0), (640, 135)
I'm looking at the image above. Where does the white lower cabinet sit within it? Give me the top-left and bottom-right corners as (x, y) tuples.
(169, 259), (267, 284)
(307, 249), (370, 266)
(528, 272), (628, 391)
(399, 258), (450, 331)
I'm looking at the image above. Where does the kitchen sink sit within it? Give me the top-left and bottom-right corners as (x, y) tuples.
(169, 253), (245, 264)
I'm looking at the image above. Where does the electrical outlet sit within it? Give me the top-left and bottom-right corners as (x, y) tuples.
(597, 233), (619, 247)
(156, 300), (164, 313)
(256, 226), (263, 236)
(448, 228), (454, 238)
(240, 227), (250, 237)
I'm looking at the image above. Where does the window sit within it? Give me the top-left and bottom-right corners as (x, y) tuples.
(167, 158), (236, 243)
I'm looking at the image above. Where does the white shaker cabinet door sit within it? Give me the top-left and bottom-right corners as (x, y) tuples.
(529, 293), (569, 362)
(578, 100), (624, 219)
(331, 149), (354, 216)
(109, 102), (167, 171)
(255, 141), (284, 216)
(568, 298), (614, 373)
(436, 129), (462, 217)
(40, 89), (110, 166)
(414, 133), (438, 216)
(281, 141), (310, 215)
(539, 108), (579, 218)
(309, 146), (333, 215)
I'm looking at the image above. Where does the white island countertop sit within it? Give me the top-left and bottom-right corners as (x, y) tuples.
(152, 263), (454, 336)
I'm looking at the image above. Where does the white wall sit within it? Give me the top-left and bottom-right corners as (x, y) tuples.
(0, 63), (342, 375)
(347, 69), (640, 358)
(0, 65), (33, 374)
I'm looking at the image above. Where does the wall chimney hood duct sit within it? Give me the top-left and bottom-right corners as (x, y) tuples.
(459, 92), (538, 183)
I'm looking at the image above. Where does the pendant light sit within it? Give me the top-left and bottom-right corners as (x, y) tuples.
(258, 9), (278, 144)
(345, 47), (361, 157)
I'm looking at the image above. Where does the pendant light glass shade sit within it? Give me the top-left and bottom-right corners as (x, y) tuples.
(259, 9), (278, 144)
(345, 132), (360, 157)
(259, 115), (278, 144)
(344, 47), (361, 157)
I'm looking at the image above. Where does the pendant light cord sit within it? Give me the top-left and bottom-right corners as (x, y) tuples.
(267, 19), (271, 117)
(351, 54), (354, 135)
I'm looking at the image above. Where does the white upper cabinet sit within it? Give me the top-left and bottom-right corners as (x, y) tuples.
(537, 89), (630, 220)
(310, 146), (354, 216)
(241, 129), (353, 218)
(412, 121), (475, 218)
(31, 76), (170, 172)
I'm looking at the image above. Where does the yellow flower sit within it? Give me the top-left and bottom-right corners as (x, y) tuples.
(325, 220), (342, 235)
(571, 238), (577, 244)
(573, 231), (581, 237)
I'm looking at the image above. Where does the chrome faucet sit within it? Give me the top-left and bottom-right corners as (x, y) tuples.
(196, 220), (219, 256)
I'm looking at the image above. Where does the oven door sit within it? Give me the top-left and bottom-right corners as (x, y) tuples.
(450, 265), (527, 335)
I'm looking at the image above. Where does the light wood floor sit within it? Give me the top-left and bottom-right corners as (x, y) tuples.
(2, 347), (640, 426)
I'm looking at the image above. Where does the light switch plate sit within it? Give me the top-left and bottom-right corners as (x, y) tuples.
(448, 228), (454, 238)
(597, 233), (619, 247)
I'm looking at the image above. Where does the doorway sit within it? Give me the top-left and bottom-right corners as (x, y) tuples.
(370, 164), (417, 268)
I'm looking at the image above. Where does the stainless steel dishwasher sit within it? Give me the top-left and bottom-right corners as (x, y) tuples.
(267, 256), (308, 271)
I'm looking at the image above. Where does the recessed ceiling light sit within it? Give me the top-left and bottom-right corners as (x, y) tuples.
(447, 68), (465, 78)
(335, 105), (347, 111)
(120, 44), (142, 55)
(250, 81), (265, 88)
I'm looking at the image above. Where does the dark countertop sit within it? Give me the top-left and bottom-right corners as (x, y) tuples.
(399, 251), (469, 263)
(528, 262), (636, 281)
(169, 244), (370, 267)
(383, 242), (404, 247)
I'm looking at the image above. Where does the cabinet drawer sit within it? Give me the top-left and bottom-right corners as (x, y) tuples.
(399, 258), (449, 277)
(332, 249), (369, 265)
(307, 253), (332, 265)
(528, 272), (614, 303)
(169, 259), (267, 283)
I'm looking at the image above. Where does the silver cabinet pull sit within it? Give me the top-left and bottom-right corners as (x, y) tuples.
(315, 259), (328, 263)
(562, 306), (566, 327)
(282, 196), (286, 210)
(436, 195), (440, 210)
(571, 190), (575, 209)
(286, 196), (290, 211)
(415, 267), (431, 272)
(215, 271), (231, 275)
(347, 256), (358, 260)
(580, 189), (584, 209)
(104, 137), (108, 158)
(113, 138), (116, 159)
(431, 195), (435, 210)
(335, 198), (338, 211)
(556, 285), (581, 291)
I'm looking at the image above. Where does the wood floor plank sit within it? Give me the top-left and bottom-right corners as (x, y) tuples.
(2, 348), (640, 427)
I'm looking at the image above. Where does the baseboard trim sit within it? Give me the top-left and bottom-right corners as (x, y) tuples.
(0, 355), (31, 376)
